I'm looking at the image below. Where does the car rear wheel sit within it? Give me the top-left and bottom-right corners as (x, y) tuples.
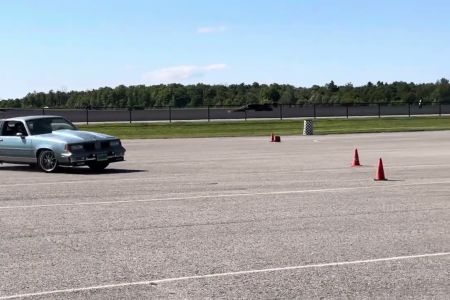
(38, 150), (58, 173)
(87, 161), (109, 171)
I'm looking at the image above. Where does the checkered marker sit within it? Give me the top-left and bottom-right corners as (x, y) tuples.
(303, 119), (314, 135)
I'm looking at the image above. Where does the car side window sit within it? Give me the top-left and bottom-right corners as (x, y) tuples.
(1, 122), (14, 136)
(15, 122), (28, 136)
(1, 121), (28, 136)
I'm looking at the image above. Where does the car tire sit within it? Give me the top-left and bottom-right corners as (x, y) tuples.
(38, 150), (58, 173)
(87, 161), (109, 171)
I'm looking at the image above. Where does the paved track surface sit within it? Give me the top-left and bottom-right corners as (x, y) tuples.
(1, 131), (449, 299)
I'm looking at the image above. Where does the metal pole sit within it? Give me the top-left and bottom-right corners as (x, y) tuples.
(42, 108), (45, 115)
(313, 104), (316, 119)
(280, 104), (283, 120)
(129, 107), (132, 124)
(169, 106), (172, 123)
(378, 103), (381, 118)
(408, 103), (411, 117)
(244, 110), (247, 121)
(439, 102), (442, 116)
(207, 105), (210, 122)
(346, 105), (349, 119)
(86, 108), (89, 125)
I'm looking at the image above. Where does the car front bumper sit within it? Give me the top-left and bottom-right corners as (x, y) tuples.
(60, 147), (126, 166)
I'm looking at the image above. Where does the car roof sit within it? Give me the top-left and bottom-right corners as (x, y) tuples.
(0, 115), (63, 122)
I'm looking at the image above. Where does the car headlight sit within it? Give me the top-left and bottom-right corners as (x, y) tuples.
(110, 140), (121, 147)
(69, 144), (84, 151)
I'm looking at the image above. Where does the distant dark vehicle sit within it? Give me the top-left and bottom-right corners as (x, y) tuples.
(232, 103), (273, 112)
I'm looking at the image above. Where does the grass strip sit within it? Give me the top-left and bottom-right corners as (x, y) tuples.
(78, 117), (450, 139)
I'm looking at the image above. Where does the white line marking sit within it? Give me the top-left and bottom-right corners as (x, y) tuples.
(1, 163), (450, 188)
(1, 252), (448, 299)
(0, 176), (155, 188)
(0, 187), (356, 209)
(1, 179), (450, 210)
(0, 175), (362, 188)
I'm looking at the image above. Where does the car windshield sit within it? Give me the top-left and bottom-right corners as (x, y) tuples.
(26, 118), (77, 135)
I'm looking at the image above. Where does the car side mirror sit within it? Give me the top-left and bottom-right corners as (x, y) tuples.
(16, 132), (25, 138)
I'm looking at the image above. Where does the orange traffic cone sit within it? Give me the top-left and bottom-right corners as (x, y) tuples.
(352, 149), (361, 167)
(374, 158), (387, 181)
(270, 133), (275, 142)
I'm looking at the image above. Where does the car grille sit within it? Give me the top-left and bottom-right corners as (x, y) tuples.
(82, 141), (111, 151)
(83, 142), (96, 151)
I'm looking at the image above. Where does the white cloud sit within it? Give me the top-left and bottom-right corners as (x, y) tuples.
(143, 64), (228, 83)
(197, 25), (228, 34)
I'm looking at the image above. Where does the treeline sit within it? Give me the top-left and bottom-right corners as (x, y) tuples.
(1, 79), (450, 109)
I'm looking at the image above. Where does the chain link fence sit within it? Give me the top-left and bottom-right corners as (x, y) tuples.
(1, 103), (449, 124)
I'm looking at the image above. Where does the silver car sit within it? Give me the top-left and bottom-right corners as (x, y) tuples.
(0, 116), (126, 172)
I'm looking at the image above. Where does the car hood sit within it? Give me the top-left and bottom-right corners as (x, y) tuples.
(35, 130), (116, 144)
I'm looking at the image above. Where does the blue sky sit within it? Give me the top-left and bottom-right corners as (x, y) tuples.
(1, 0), (449, 99)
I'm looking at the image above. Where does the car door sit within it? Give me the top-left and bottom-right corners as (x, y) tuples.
(0, 121), (35, 163)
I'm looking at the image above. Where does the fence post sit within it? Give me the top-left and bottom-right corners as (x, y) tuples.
(346, 105), (349, 119)
(42, 108), (45, 115)
(128, 107), (132, 124)
(313, 104), (316, 119)
(86, 108), (89, 125)
(168, 106), (172, 123)
(207, 105), (210, 122)
(408, 103), (411, 117)
(280, 104), (283, 120)
(244, 110), (247, 121)
(378, 103), (381, 118)
(439, 102), (442, 116)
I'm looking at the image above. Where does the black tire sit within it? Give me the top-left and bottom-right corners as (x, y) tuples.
(38, 150), (58, 173)
(87, 161), (109, 171)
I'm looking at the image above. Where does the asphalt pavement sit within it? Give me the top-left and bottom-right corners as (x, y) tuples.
(0, 131), (449, 299)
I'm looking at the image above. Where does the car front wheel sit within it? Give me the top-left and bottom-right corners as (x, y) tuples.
(38, 150), (58, 173)
(87, 161), (109, 171)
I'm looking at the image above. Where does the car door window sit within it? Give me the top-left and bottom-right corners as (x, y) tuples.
(2, 121), (27, 136)
(2, 122), (16, 136)
(15, 122), (28, 136)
